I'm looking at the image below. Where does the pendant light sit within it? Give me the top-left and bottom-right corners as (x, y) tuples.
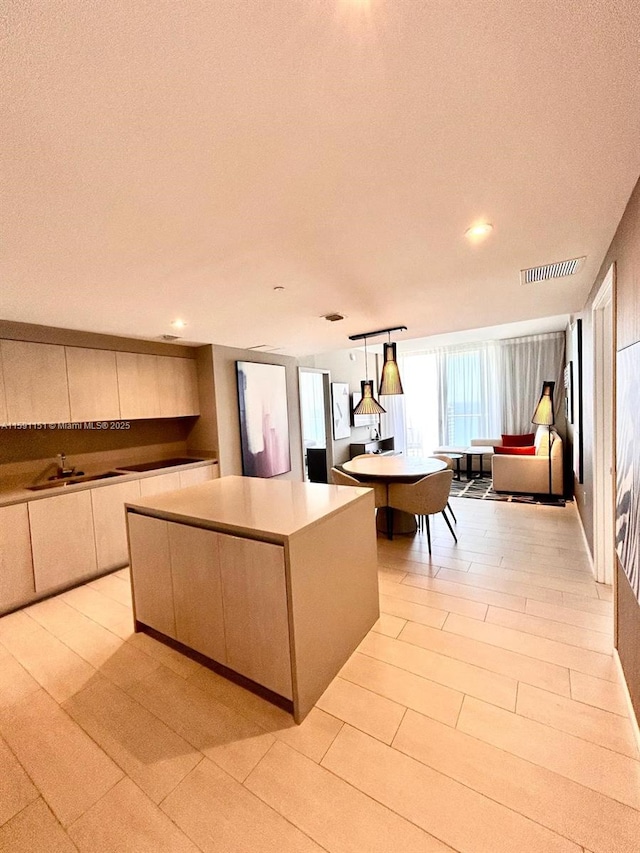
(353, 335), (386, 416)
(348, 325), (407, 415)
(378, 331), (404, 396)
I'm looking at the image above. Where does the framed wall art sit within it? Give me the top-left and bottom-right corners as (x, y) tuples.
(236, 361), (291, 478)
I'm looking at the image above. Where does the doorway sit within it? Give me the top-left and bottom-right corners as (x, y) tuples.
(298, 368), (333, 482)
(592, 264), (615, 585)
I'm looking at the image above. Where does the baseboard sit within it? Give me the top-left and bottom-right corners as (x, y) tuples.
(614, 649), (640, 754)
(573, 501), (596, 578)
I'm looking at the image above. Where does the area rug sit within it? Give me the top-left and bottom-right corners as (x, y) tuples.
(450, 476), (567, 506)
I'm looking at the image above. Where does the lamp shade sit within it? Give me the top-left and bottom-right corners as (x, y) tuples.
(532, 381), (555, 425)
(379, 342), (404, 395)
(353, 380), (386, 416)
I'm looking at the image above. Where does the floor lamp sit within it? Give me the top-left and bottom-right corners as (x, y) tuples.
(531, 381), (556, 501)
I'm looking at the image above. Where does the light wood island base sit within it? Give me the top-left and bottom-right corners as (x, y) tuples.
(125, 475), (378, 722)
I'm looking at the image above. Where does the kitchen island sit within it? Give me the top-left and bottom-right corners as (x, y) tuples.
(125, 475), (378, 722)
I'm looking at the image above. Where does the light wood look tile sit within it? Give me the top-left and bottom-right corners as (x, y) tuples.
(377, 565), (407, 583)
(466, 563), (599, 597)
(128, 666), (275, 783)
(61, 585), (132, 637)
(339, 652), (463, 726)
(403, 572), (527, 612)
(379, 577), (488, 619)
(163, 754), (327, 853)
(0, 798), (78, 853)
(443, 613), (617, 682)
(380, 551), (472, 574)
(126, 631), (201, 678)
(322, 724), (579, 853)
(0, 734), (38, 826)
(0, 690), (123, 827)
(67, 777), (199, 853)
(189, 666), (343, 763)
(358, 631), (517, 710)
(379, 593), (448, 628)
(24, 597), (94, 639)
(398, 620), (571, 696)
(0, 621), (96, 703)
(596, 584), (614, 601)
(87, 574), (132, 608)
(524, 599), (612, 633)
(64, 676), (202, 803)
(393, 708), (640, 853)
(245, 739), (455, 853)
(0, 653), (40, 710)
(561, 592), (613, 616)
(486, 606), (613, 653)
(435, 567), (565, 604)
(0, 609), (40, 644)
(458, 697), (640, 810)
(372, 612), (407, 637)
(570, 670), (630, 717)
(316, 677), (405, 744)
(516, 683), (639, 758)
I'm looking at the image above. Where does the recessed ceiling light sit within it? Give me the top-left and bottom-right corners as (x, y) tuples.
(171, 319), (187, 329)
(465, 222), (493, 241)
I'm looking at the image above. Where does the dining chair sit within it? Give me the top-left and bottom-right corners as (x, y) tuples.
(330, 467), (388, 508)
(430, 454), (458, 522)
(388, 469), (456, 553)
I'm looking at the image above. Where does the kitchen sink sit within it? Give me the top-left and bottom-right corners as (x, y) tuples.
(27, 471), (123, 491)
(116, 457), (205, 473)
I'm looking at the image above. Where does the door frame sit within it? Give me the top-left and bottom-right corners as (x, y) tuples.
(297, 367), (333, 481)
(592, 263), (615, 585)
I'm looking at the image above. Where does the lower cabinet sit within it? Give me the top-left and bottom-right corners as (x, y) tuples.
(178, 465), (216, 488)
(127, 515), (292, 700)
(28, 490), (98, 593)
(91, 479), (141, 572)
(139, 471), (181, 497)
(0, 504), (35, 613)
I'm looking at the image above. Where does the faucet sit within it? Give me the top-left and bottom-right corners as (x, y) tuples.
(56, 452), (76, 479)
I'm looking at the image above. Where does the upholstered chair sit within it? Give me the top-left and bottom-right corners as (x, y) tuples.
(330, 467), (388, 509)
(388, 470), (456, 553)
(429, 454), (458, 522)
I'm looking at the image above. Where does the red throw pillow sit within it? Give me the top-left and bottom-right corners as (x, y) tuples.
(501, 433), (535, 447)
(494, 445), (536, 455)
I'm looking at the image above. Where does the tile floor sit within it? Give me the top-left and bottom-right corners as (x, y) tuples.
(0, 498), (638, 853)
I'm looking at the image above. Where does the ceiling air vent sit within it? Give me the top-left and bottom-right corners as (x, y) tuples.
(520, 256), (585, 285)
(159, 334), (181, 341)
(324, 313), (345, 322)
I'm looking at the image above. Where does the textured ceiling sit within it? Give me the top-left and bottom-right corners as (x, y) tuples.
(2, 0), (639, 355)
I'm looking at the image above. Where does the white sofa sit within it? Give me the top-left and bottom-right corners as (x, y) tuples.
(491, 427), (563, 496)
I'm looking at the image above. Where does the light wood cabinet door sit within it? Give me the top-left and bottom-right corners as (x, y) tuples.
(139, 472), (181, 497)
(127, 514), (176, 638)
(1, 340), (70, 425)
(0, 345), (8, 425)
(66, 347), (120, 422)
(0, 504), (35, 613)
(92, 479), (141, 572)
(168, 524), (226, 663)
(116, 352), (160, 419)
(158, 356), (200, 417)
(29, 491), (97, 592)
(178, 465), (214, 489)
(219, 535), (292, 699)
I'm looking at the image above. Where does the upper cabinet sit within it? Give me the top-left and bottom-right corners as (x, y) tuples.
(66, 346), (120, 422)
(157, 356), (199, 417)
(0, 338), (200, 424)
(116, 352), (161, 419)
(1, 340), (70, 424)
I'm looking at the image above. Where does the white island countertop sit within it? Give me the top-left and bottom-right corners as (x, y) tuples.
(125, 474), (374, 543)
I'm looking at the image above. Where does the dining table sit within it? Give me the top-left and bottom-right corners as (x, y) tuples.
(342, 455), (447, 537)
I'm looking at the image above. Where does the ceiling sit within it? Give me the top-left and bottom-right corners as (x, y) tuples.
(2, 1), (639, 356)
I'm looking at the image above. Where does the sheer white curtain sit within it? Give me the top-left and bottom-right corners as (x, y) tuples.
(382, 332), (565, 455)
(499, 333), (566, 433)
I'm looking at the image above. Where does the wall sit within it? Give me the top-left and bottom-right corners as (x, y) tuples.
(576, 177), (640, 721)
(211, 345), (303, 480)
(305, 348), (381, 466)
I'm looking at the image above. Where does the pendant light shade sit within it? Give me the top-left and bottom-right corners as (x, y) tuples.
(378, 341), (404, 396)
(353, 380), (386, 416)
(531, 381), (555, 425)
